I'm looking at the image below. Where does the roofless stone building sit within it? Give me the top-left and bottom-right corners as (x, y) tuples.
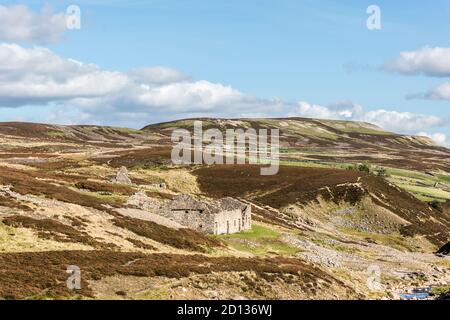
(159, 194), (252, 235)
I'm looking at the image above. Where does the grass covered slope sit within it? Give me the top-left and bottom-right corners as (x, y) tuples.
(143, 117), (450, 172)
(0, 118), (448, 299)
(193, 165), (450, 246)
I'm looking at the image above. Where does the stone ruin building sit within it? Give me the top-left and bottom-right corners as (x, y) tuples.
(114, 167), (251, 235)
(127, 193), (252, 235)
(160, 194), (252, 235)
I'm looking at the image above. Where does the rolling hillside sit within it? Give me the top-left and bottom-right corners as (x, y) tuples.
(143, 118), (450, 171)
(0, 118), (448, 299)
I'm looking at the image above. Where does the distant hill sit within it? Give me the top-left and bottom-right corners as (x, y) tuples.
(142, 117), (450, 171)
(0, 118), (448, 172)
(142, 117), (438, 147)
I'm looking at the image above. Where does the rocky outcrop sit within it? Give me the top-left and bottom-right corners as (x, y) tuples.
(149, 182), (167, 189)
(114, 166), (132, 185)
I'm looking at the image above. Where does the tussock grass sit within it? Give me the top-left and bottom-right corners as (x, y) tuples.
(112, 214), (222, 253)
(2, 215), (115, 250)
(0, 250), (339, 299)
(218, 224), (299, 256)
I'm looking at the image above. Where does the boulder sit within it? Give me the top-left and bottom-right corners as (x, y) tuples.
(115, 166), (132, 185)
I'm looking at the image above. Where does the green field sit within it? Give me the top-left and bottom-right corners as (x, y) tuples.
(217, 224), (299, 256)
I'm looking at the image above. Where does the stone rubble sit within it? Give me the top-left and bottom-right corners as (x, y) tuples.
(113, 166), (132, 185)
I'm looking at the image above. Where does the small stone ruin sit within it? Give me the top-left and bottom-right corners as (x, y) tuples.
(113, 166), (132, 185)
(125, 192), (251, 235)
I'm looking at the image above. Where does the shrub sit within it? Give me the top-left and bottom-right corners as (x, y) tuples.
(376, 167), (388, 177)
(429, 200), (443, 213)
(357, 164), (370, 173)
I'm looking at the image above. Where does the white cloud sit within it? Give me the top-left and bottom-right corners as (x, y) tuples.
(386, 46), (450, 100)
(0, 5), (67, 43)
(420, 82), (450, 100)
(408, 82), (450, 100)
(385, 46), (450, 77)
(134, 80), (248, 110)
(0, 43), (284, 123)
(0, 43), (129, 106)
(360, 110), (445, 133)
(128, 67), (188, 84)
(293, 101), (363, 119)
(0, 43), (446, 135)
(291, 102), (445, 134)
(417, 132), (450, 148)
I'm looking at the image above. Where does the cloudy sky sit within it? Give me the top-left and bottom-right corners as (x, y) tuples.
(0, 0), (449, 146)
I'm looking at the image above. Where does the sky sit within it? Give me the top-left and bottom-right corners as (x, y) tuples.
(0, 0), (449, 147)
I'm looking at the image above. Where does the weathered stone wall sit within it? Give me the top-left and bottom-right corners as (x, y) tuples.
(242, 205), (252, 231)
(147, 193), (253, 235)
(158, 206), (252, 235)
(213, 207), (252, 235)
(162, 210), (216, 233)
(214, 210), (241, 235)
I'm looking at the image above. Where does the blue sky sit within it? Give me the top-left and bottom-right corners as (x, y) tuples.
(0, 0), (449, 146)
